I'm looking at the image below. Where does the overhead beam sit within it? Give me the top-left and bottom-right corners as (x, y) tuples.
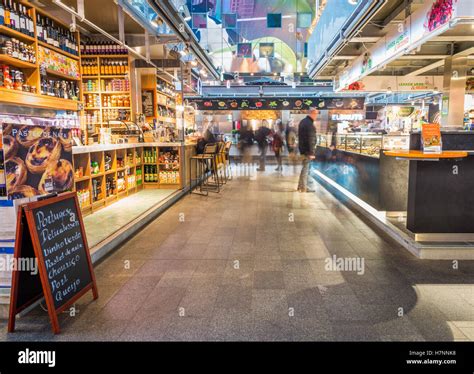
(349, 36), (380, 43)
(381, 0), (412, 27)
(431, 36), (474, 42)
(399, 54), (448, 59)
(349, 35), (474, 44)
(332, 55), (359, 60)
(332, 54), (448, 63)
(405, 60), (444, 76)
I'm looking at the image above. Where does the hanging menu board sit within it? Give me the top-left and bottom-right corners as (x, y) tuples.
(8, 192), (98, 334)
(188, 97), (365, 111)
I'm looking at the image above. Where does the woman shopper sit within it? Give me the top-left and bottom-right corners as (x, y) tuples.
(255, 121), (272, 171)
(273, 120), (285, 171)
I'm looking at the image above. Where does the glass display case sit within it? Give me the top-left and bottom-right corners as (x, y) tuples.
(316, 133), (410, 158)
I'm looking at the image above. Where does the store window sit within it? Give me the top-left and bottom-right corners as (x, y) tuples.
(259, 43), (275, 58)
(267, 13), (282, 28)
(222, 13), (237, 29)
(237, 43), (253, 58)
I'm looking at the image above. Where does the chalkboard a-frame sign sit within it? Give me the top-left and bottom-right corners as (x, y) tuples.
(8, 192), (98, 334)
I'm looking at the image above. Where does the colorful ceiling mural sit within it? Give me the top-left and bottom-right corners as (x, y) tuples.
(179, 0), (315, 75)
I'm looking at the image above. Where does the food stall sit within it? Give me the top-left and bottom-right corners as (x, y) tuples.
(0, 1), (197, 316)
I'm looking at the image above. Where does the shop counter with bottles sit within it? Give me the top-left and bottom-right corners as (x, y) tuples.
(72, 142), (195, 214)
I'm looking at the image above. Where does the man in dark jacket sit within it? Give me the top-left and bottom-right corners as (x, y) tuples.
(297, 108), (318, 192)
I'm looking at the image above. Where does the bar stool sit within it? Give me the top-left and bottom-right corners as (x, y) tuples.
(205, 142), (224, 192)
(216, 141), (227, 184)
(189, 143), (218, 195)
(224, 141), (233, 181)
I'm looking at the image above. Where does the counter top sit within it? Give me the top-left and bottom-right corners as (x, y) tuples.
(73, 142), (195, 154)
(384, 150), (468, 159)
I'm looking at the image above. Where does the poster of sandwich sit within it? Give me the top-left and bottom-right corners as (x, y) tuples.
(2, 124), (74, 200)
(421, 123), (442, 154)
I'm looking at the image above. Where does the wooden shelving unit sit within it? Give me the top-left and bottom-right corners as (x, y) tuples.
(73, 145), (148, 215)
(0, 54), (37, 69)
(0, 1), (82, 110)
(0, 24), (36, 42)
(141, 74), (177, 127)
(81, 54), (132, 137)
(37, 40), (80, 61)
(142, 145), (182, 189)
(72, 144), (183, 214)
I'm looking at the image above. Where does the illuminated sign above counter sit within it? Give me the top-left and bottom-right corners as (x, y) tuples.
(188, 97), (365, 111)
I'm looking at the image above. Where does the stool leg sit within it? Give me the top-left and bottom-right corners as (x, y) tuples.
(189, 159), (192, 194)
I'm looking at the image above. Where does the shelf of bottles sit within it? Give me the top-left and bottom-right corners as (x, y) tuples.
(0, 0), (82, 110)
(142, 146), (181, 187)
(155, 76), (176, 126)
(73, 145), (144, 214)
(80, 45), (131, 133)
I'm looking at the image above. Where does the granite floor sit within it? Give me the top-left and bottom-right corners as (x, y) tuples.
(84, 189), (176, 248)
(1, 165), (473, 341)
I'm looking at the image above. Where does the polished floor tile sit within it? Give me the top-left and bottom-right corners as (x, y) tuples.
(3, 164), (473, 341)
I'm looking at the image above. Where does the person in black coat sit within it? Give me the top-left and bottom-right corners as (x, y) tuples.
(238, 124), (255, 164)
(255, 122), (272, 171)
(297, 108), (318, 192)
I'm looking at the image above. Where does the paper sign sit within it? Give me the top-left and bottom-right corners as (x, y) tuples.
(421, 123), (442, 154)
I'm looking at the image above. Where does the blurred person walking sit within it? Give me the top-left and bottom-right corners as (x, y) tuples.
(297, 108), (318, 192)
(273, 120), (285, 172)
(238, 123), (255, 164)
(286, 119), (298, 170)
(255, 121), (272, 172)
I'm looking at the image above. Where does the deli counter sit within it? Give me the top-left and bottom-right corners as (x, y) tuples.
(313, 133), (410, 211)
(317, 133), (410, 158)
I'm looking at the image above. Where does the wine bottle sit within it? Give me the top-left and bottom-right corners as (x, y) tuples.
(42, 16), (47, 42)
(0, 1), (4, 26)
(8, 0), (16, 30)
(12, 1), (19, 31)
(19, 4), (26, 34)
(4, 0), (10, 28)
(26, 6), (33, 36)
